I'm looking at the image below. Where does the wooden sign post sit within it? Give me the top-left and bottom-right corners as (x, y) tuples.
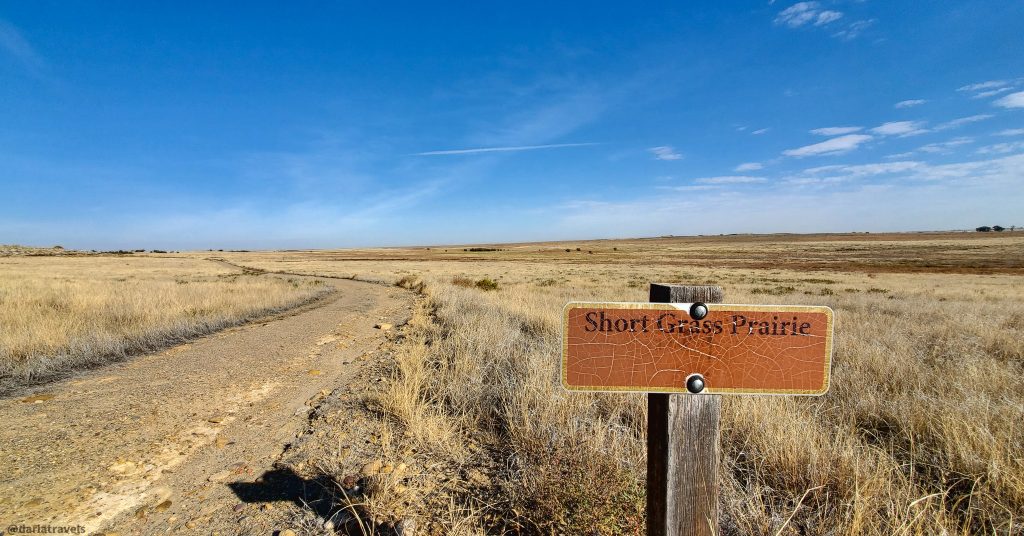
(648, 284), (722, 536)
(560, 283), (834, 536)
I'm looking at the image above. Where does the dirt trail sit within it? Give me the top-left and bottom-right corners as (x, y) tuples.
(0, 276), (412, 535)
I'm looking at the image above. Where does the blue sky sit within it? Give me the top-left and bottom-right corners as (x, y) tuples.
(2, 2), (1023, 249)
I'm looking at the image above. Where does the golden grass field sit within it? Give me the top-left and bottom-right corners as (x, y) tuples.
(3, 232), (1022, 534)
(0, 255), (329, 391)
(216, 232), (1024, 535)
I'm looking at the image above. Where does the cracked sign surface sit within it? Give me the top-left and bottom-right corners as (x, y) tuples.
(562, 302), (834, 395)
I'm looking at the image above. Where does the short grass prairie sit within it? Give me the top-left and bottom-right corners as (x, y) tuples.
(0, 255), (329, 391)
(221, 232), (1024, 535)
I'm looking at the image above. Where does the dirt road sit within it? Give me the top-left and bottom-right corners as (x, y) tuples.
(0, 277), (412, 535)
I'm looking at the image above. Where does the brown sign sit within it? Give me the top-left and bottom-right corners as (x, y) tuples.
(562, 302), (834, 395)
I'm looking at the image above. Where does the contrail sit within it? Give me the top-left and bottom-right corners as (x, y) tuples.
(413, 142), (599, 156)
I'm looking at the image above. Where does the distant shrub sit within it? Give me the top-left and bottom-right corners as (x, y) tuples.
(867, 288), (890, 294)
(976, 226), (992, 232)
(751, 286), (796, 296)
(475, 278), (499, 291)
(396, 275), (425, 293)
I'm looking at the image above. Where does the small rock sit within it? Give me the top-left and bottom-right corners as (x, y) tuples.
(208, 417), (225, 424)
(261, 503), (274, 511)
(308, 369), (322, 376)
(279, 530), (297, 536)
(215, 437), (228, 448)
(154, 499), (172, 512)
(185, 520), (197, 529)
(341, 475), (359, 489)
(374, 323), (393, 330)
(208, 470), (231, 482)
(233, 503), (245, 513)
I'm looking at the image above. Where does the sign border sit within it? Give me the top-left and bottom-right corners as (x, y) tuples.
(561, 302), (834, 396)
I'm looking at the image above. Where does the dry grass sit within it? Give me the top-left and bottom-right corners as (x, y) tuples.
(0, 255), (330, 390)
(219, 232), (1024, 535)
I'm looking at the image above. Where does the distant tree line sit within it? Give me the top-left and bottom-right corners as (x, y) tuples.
(976, 225), (1015, 232)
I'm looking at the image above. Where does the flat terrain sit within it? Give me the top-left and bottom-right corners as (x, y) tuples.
(0, 276), (412, 534)
(1, 231), (1022, 535)
(0, 257), (329, 391)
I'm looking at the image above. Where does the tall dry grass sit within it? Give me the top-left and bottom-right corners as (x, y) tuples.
(227, 236), (1024, 535)
(0, 256), (330, 389)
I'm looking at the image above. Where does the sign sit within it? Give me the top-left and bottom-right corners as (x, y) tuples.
(562, 302), (834, 395)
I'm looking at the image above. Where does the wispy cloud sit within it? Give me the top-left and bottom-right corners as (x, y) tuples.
(810, 126), (862, 136)
(997, 128), (1024, 136)
(735, 162), (764, 172)
(414, 142), (599, 156)
(917, 137), (974, 154)
(775, 2), (843, 28)
(871, 121), (928, 137)
(832, 19), (875, 40)
(958, 80), (1013, 99)
(783, 134), (873, 157)
(648, 146), (684, 161)
(895, 99), (926, 109)
(0, 18), (45, 73)
(751, 128), (770, 135)
(959, 80), (1008, 92)
(934, 114), (993, 131)
(695, 175), (766, 184)
(994, 91), (1024, 109)
(976, 140), (1024, 155)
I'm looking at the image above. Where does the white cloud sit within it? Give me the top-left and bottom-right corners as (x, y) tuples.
(783, 134), (873, 157)
(959, 80), (1008, 92)
(958, 80), (1020, 99)
(997, 128), (1024, 136)
(775, 2), (823, 27)
(871, 121), (928, 137)
(775, 2), (843, 28)
(695, 175), (766, 184)
(815, 10), (843, 25)
(917, 137), (974, 154)
(801, 161), (923, 178)
(735, 162), (764, 172)
(810, 126), (862, 136)
(976, 141), (1024, 155)
(553, 154), (1024, 238)
(648, 146), (684, 161)
(895, 99), (926, 109)
(751, 128), (770, 135)
(414, 142), (599, 156)
(995, 91), (1024, 109)
(832, 19), (875, 40)
(934, 114), (993, 131)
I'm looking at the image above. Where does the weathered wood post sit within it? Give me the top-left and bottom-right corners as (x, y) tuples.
(561, 287), (833, 536)
(647, 284), (723, 536)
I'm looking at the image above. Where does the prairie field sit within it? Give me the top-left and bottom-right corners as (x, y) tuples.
(0, 255), (330, 391)
(218, 232), (1024, 535)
